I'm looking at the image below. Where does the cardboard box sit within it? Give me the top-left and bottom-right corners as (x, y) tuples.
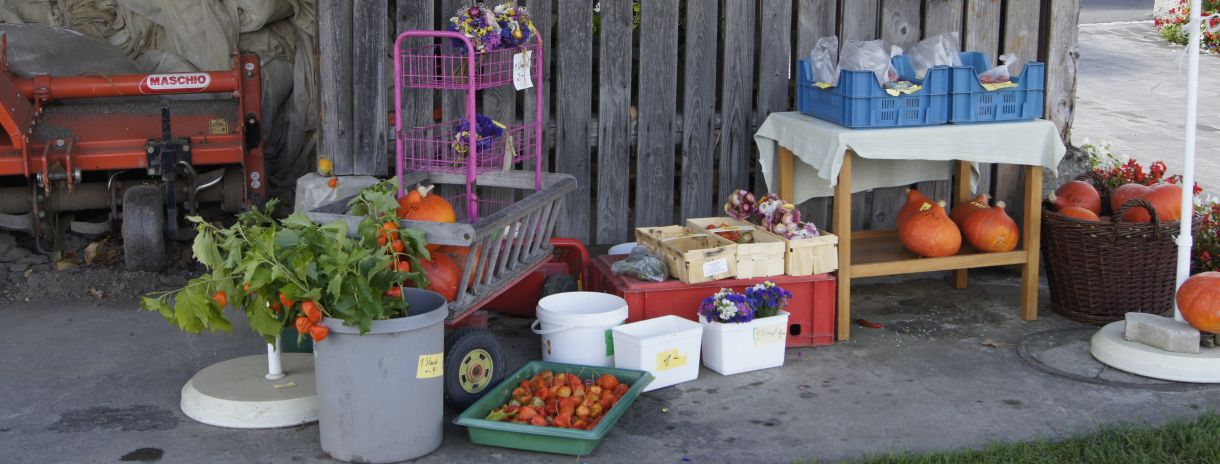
(635, 225), (697, 253)
(785, 233), (839, 276)
(655, 235), (737, 284)
(686, 217), (786, 280)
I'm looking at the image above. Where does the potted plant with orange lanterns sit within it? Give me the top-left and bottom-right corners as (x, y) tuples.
(142, 180), (451, 462)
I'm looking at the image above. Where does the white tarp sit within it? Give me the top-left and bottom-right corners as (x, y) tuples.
(0, 0), (317, 198)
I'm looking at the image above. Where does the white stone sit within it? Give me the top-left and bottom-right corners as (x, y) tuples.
(180, 354), (317, 429)
(1123, 312), (1201, 354)
(292, 173), (380, 214)
(1093, 321), (1220, 383)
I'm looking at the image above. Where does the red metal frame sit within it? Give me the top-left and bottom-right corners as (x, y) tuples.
(0, 34), (265, 201)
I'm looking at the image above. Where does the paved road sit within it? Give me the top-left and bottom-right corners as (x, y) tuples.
(1081, 0), (1153, 24)
(1071, 21), (1220, 197)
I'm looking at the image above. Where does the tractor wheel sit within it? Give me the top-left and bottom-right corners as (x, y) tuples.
(122, 185), (166, 271)
(443, 327), (506, 409)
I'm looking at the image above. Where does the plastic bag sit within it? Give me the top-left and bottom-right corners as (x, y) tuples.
(979, 53), (1017, 84)
(611, 246), (669, 282)
(908, 32), (962, 78)
(839, 39), (898, 85)
(809, 35), (838, 85)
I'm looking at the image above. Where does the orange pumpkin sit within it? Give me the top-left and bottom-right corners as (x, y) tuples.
(436, 244), (482, 281)
(1176, 272), (1220, 334)
(951, 193), (990, 227)
(1057, 206), (1101, 222)
(416, 253), (462, 301)
(899, 201), (961, 258)
(896, 188), (930, 230)
(1050, 180), (1102, 214)
(397, 185), (457, 223)
(1144, 183), (1183, 221)
(1111, 183), (1152, 222)
(962, 201), (1019, 252)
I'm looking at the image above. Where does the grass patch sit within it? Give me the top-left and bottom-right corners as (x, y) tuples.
(853, 412), (1220, 464)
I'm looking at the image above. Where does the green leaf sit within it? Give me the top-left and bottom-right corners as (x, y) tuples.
(192, 230), (223, 269)
(140, 296), (173, 319)
(282, 213), (314, 228)
(246, 297), (285, 341)
(274, 229), (301, 247)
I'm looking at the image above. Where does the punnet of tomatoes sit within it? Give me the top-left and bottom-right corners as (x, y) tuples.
(705, 223), (753, 244)
(141, 178), (433, 343)
(483, 370), (629, 430)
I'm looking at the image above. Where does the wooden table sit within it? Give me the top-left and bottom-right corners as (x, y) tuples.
(776, 147), (1043, 341)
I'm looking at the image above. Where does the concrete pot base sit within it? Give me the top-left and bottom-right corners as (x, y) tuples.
(1091, 321), (1220, 383)
(180, 353), (318, 429)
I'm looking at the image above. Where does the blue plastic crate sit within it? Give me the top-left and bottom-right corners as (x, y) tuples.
(796, 55), (950, 129)
(949, 52), (1045, 123)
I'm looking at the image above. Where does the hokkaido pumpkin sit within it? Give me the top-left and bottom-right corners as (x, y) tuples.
(951, 193), (990, 227)
(1144, 183), (1183, 221)
(899, 201), (961, 258)
(1049, 180), (1102, 214)
(397, 185), (457, 223)
(962, 201), (1019, 252)
(1057, 206), (1101, 222)
(417, 253), (462, 301)
(896, 188), (930, 230)
(1177, 272), (1220, 334)
(436, 244), (482, 281)
(1111, 183), (1151, 222)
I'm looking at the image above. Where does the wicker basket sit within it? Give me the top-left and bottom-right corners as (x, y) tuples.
(1041, 198), (1188, 325)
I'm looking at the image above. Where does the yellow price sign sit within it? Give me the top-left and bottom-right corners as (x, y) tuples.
(655, 349), (688, 372)
(416, 353), (443, 379)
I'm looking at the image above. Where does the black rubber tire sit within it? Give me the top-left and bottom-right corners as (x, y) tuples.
(122, 185), (166, 272)
(540, 273), (577, 299)
(443, 327), (507, 410)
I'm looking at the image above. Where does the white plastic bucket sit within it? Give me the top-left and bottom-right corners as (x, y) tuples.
(532, 292), (629, 367)
(607, 242), (638, 255)
(612, 316), (703, 391)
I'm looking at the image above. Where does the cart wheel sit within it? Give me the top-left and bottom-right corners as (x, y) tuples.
(540, 273), (577, 298)
(122, 185), (166, 271)
(444, 328), (506, 409)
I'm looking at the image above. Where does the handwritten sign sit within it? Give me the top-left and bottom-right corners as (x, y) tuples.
(702, 258), (728, 278)
(416, 353), (443, 379)
(513, 51), (534, 90)
(753, 325), (786, 347)
(655, 349), (688, 372)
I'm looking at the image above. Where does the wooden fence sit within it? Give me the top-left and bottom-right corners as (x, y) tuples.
(320, 0), (1082, 245)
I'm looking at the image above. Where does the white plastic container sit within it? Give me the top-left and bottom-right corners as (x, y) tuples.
(700, 311), (790, 375)
(532, 292), (629, 367)
(611, 316), (703, 391)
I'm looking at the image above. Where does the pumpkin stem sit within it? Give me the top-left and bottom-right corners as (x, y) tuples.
(995, 201), (1007, 209)
(936, 200), (946, 207)
(415, 184), (436, 198)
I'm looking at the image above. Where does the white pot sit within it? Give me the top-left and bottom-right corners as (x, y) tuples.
(700, 310), (789, 375)
(611, 315), (703, 391)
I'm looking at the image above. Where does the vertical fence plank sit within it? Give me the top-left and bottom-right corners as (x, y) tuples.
(993, 0), (1041, 227)
(396, 0), (434, 139)
(924, 0), (964, 37)
(842, 0), (885, 230)
(1044, 0), (1081, 143)
(965, 0), (1001, 198)
(317, 0), (353, 175)
(440, 0), (465, 121)
(635, 0), (679, 228)
(755, 0), (793, 198)
(881, 0), (921, 50)
(594, 0), (633, 244)
(554, 1), (592, 241)
(680, 0), (720, 221)
(794, 0), (836, 229)
(522, 0), (552, 172)
(717, 0), (756, 203)
(352, 0), (389, 176)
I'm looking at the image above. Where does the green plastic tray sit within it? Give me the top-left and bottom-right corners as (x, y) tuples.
(454, 361), (654, 456)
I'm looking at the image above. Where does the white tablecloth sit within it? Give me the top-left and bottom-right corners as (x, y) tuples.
(754, 112), (1067, 204)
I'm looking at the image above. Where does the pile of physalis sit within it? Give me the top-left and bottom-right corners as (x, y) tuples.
(140, 179), (432, 345)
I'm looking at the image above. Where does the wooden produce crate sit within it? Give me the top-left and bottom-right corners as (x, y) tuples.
(686, 217), (785, 280)
(655, 235), (737, 284)
(635, 225), (697, 253)
(786, 233), (839, 276)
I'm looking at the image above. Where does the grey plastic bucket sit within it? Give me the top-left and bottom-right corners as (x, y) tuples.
(314, 288), (448, 463)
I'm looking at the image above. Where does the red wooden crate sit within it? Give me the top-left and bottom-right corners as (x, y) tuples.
(590, 255), (835, 347)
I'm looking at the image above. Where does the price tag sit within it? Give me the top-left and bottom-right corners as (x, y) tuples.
(655, 349), (688, 372)
(702, 258), (728, 277)
(753, 325), (787, 347)
(416, 353), (443, 379)
(513, 51), (534, 91)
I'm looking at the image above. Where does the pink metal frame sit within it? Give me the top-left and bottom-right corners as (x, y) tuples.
(393, 30), (544, 222)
